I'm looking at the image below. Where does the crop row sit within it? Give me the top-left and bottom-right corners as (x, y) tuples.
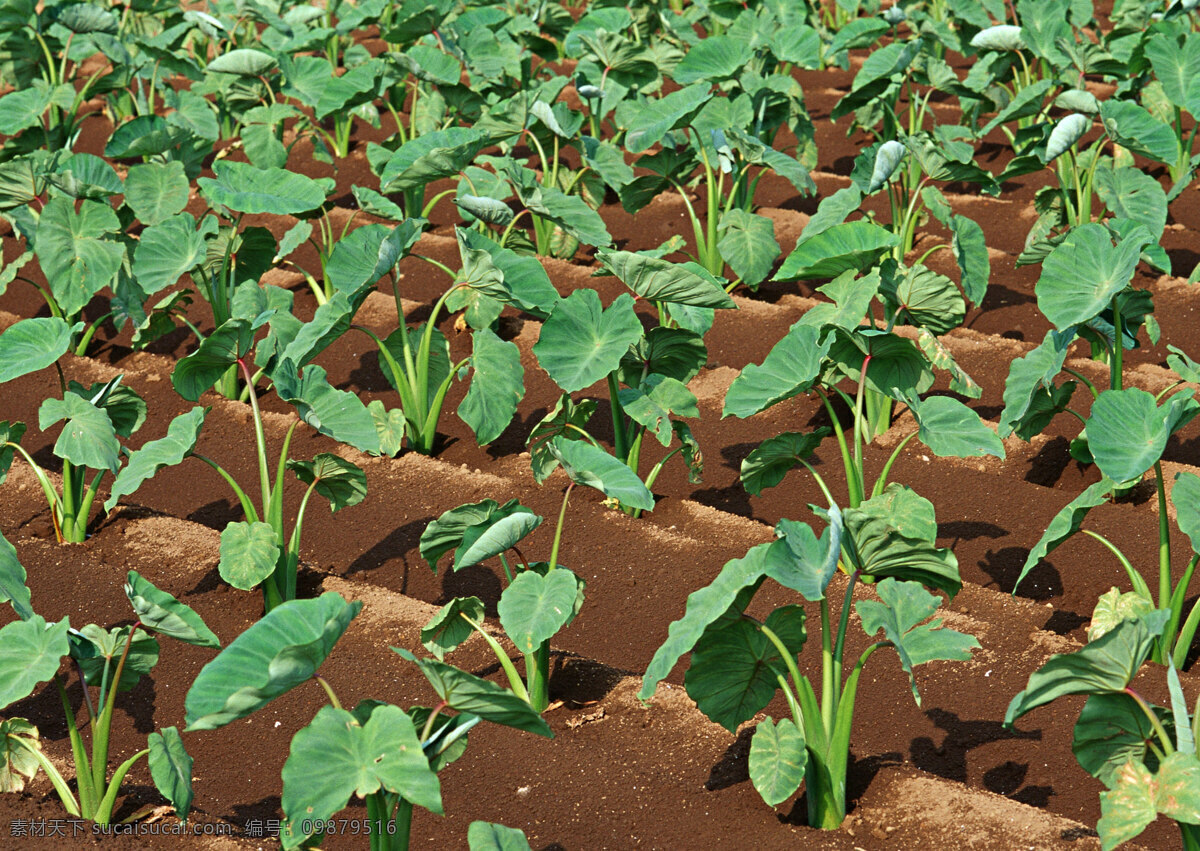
(1, 0), (1199, 848)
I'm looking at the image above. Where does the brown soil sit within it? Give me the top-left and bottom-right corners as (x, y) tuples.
(0, 15), (1196, 851)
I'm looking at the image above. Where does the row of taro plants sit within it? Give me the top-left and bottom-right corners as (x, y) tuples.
(0, 0), (1198, 847)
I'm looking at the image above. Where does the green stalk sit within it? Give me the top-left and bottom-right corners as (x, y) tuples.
(757, 621), (806, 728)
(548, 483), (574, 571)
(1111, 296), (1123, 390)
(816, 388), (862, 507)
(819, 598), (834, 738)
(193, 455), (259, 522)
(830, 572), (859, 700)
(91, 621), (140, 796)
(607, 373), (630, 463)
(1124, 687), (1175, 755)
(392, 799), (413, 851)
(874, 431), (919, 497)
(315, 674), (342, 709)
(55, 676), (91, 816)
(1156, 462), (1171, 613)
(852, 355), (872, 504)
(237, 358), (272, 515)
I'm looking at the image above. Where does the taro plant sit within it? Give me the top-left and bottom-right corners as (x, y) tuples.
(0, 559), (218, 826)
(1005, 611), (1200, 850)
(0, 321), (205, 543)
(420, 435), (652, 712)
(640, 499), (978, 828)
(530, 251), (739, 515)
(183, 592), (553, 850)
(1011, 383), (1200, 669)
(724, 258), (1004, 508)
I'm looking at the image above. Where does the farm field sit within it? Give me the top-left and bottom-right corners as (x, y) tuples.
(0, 1), (1198, 849)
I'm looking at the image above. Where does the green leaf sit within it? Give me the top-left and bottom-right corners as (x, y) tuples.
(1146, 33), (1200, 119)
(921, 188), (990, 306)
(775, 220), (897, 282)
(748, 717), (806, 807)
(881, 264), (965, 335)
(841, 490), (962, 596)
(866, 140), (906, 193)
(73, 624), (158, 692)
(723, 323), (832, 418)
(123, 161), (189, 226)
(534, 290), (643, 393)
(455, 512), (542, 571)
(172, 320), (255, 401)
(280, 705), (441, 848)
(673, 35), (753, 84)
(1096, 166), (1167, 239)
(618, 328), (707, 386)
(287, 454), (367, 513)
(998, 328), (1076, 439)
(623, 84), (711, 152)
(326, 220), (423, 296)
(1172, 472), (1200, 554)
(498, 568), (584, 653)
(35, 197), (124, 317)
(467, 821), (533, 851)
(771, 512), (844, 602)
(857, 578), (979, 704)
(1100, 99), (1178, 165)
(1015, 477), (1116, 592)
(38, 394), (120, 473)
(368, 401), (405, 457)
(0, 616), (69, 710)
(106, 407), (207, 511)
(1074, 693), (1165, 787)
(458, 328), (524, 446)
(717, 210), (780, 287)
(185, 593), (361, 730)
(206, 48), (276, 76)
(0, 531), (31, 621)
(828, 329), (933, 401)
(548, 437), (654, 511)
(908, 395), (1005, 459)
(0, 719), (42, 793)
(125, 570), (220, 648)
(1005, 613), (1169, 725)
(618, 375), (698, 447)
(970, 24), (1025, 50)
(421, 597), (485, 660)
(379, 127), (490, 192)
(456, 194), (513, 225)
(597, 249), (735, 309)
(1045, 113), (1090, 162)
(455, 228), (560, 319)
(526, 395), (597, 484)
(639, 540), (787, 701)
(1098, 754), (1200, 850)
(0, 318), (76, 383)
(1036, 223), (1149, 330)
(740, 430), (829, 497)
(198, 161), (328, 215)
(218, 521), (281, 591)
(133, 214), (212, 295)
(420, 499), (532, 571)
(272, 363), (381, 454)
(1088, 389), (1172, 483)
(395, 650), (552, 737)
(148, 727), (193, 822)
(511, 179), (611, 249)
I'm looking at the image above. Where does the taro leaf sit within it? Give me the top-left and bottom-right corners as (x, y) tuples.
(467, 821), (533, 851)
(1088, 587), (1155, 643)
(673, 421), (703, 484)
(748, 717), (806, 807)
(171, 319), (255, 401)
(775, 220), (897, 282)
(828, 329), (934, 401)
(0, 421), (22, 487)
(866, 140), (906, 193)
(998, 328), (1076, 438)
(673, 34), (753, 84)
(0, 317), (75, 383)
(916, 328), (982, 399)
(199, 161), (328, 215)
(218, 522), (280, 591)
(722, 323), (832, 418)
(420, 499), (530, 571)
(74, 625), (158, 693)
(148, 727), (193, 822)
(800, 186), (862, 242)
(639, 539), (788, 701)
(352, 185), (405, 221)
(206, 48), (276, 76)
(287, 454), (367, 513)
(123, 161), (189, 227)
(843, 485), (942, 562)
(1100, 100), (1177, 165)
(1172, 472), (1200, 554)
(526, 395), (597, 484)
(740, 430), (830, 497)
(1075, 693), (1166, 787)
(618, 327), (706, 386)
(394, 649), (552, 737)
(980, 79), (1053, 138)
(459, 328), (524, 445)
(1096, 166), (1167, 240)
(841, 503), (961, 596)
(456, 228), (560, 319)
(125, 570), (220, 648)
(456, 194), (514, 225)
(497, 568), (584, 653)
(105, 407), (207, 511)
(1014, 477), (1117, 593)
(623, 83), (711, 153)
(547, 437), (654, 512)
(379, 127), (490, 192)
(857, 578), (980, 704)
(685, 605), (806, 732)
(534, 290), (642, 393)
(105, 115), (176, 159)
(368, 401), (405, 457)
(66, 377), (144, 438)
(1036, 223), (1150, 330)
(717, 210), (780, 287)
(36, 196), (124, 317)
(1087, 389), (1169, 483)
(1044, 113), (1090, 162)
(0, 531), (32, 621)
(908, 395), (1005, 459)
(921, 187), (990, 306)
(1097, 753), (1200, 849)
(617, 375), (698, 448)
(454, 512), (542, 571)
(133, 214), (211, 295)
(1055, 89), (1101, 114)
(514, 181), (611, 248)
(185, 593), (361, 730)
(882, 264), (965, 335)
(0, 616), (69, 710)
(422, 597), (485, 660)
(771, 511), (843, 602)
(272, 363), (381, 454)
(325, 220), (424, 295)
(280, 705), (441, 849)
(38, 394), (120, 474)
(970, 24), (1025, 51)
(1146, 33), (1200, 119)
(1005, 612), (1170, 725)
(0, 719), (41, 793)
(596, 249), (735, 309)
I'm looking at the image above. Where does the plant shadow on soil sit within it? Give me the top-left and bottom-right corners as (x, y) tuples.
(910, 709), (1048, 805)
(346, 518), (429, 591)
